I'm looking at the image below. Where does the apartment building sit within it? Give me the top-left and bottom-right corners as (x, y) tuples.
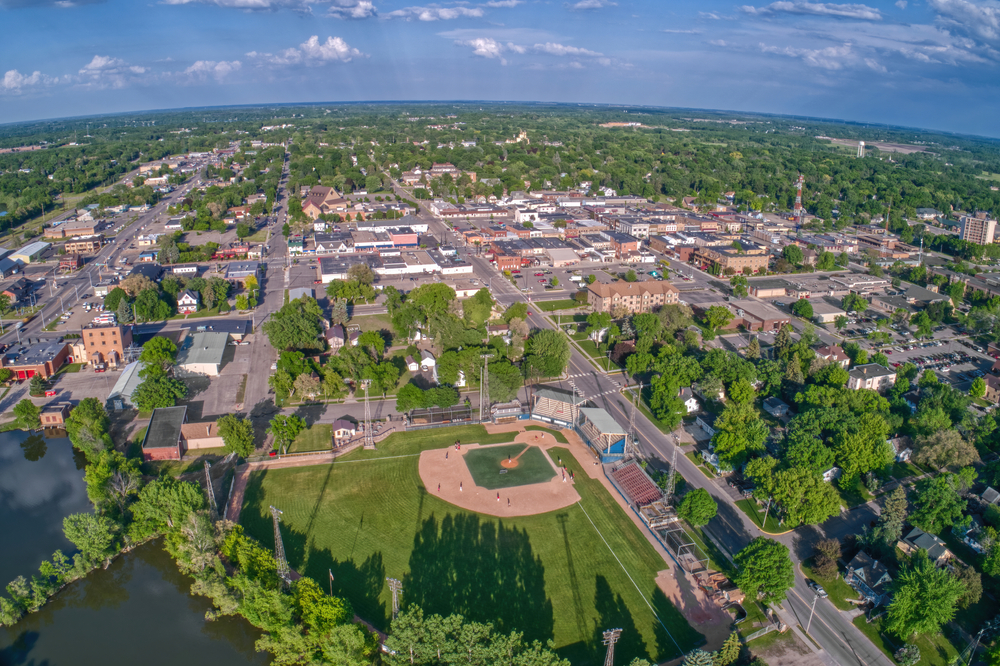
(82, 323), (133, 368)
(587, 280), (680, 314)
(959, 214), (997, 246)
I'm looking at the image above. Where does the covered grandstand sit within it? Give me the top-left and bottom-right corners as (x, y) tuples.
(531, 385), (579, 427)
(578, 407), (631, 462)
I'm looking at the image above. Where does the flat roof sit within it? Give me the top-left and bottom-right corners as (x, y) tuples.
(180, 319), (250, 336)
(177, 331), (228, 367)
(580, 407), (625, 435)
(142, 406), (187, 450)
(6, 340), (67, 367)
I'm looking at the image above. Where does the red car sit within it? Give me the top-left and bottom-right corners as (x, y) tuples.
(534, 272), (544, 276)
(538, 279), (546, 283)
(511, 270), (520, 274)
(45, 390), (57, 397)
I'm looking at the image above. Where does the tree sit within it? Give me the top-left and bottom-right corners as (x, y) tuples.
(550, 276), (559, 287)
(357, 330), (386, 360)
(772, 467), (842, 526)
(395, 383), (426, 412)
(729, 378), (756, 404)
(711, 402), (768, 468)
(745, 337), (761, 360)
(65, 397), (113, 459)
(268, 414), (306, 452)
(624, 269), (638, 282)
(677, 488), (717, 526)
(791, 298), (813, 319)
(680, 650), (714, 666)
(912, 311), (934, 338)
(894, 644), (920, 666)
(972, 376), (987, 399)
(841, 293), (868, 313)
(816, 251), (836, 271)
(63, 512), (119, 563)
(139, 336), (178, 374)
(503, 302), (528, 322)
(116, 297), (134, 324)
(29, 373), (46, 396)
(216, 414), (255, 457)
(702, 305), (733, 333)
(910, 474), (967, 534)
(885, 551), (965, 638)
(134, 287), (173, 321)
(730, 275), (749, 298)
(914, 430), (980, 470)
(0, 293), (9, 315)
(866, 486), (908, 555)
(131, 375), (188, 411)
(13, 399), (41, 429)
(813, 538), (841, 579)
(102, 287), (126, 312)
(263, 296), (325, 352)
(293, 373), (320, 398)
(834, 314), (848, 331)
(954, 563), (982, 609)
(734, 537), (795, 603)
(347, 262), (375, 285)
(782, 244), (804, 265)
(715, 632), (742, 666)
(526, 329), (571, 377)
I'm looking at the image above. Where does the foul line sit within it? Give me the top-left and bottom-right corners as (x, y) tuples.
(574, 501), (683, 656)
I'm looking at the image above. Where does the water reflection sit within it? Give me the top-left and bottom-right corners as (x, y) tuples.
(0, 431), (91, 580)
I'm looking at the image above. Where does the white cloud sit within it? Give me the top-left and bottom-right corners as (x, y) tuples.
(248, 35), (364, 65)
(1, 69), (54, 93)
(328, 0), (376, 17)
(759, 41), (854, 68)
(929, 0), (1000, 44)
(568, 0), (615, 9)
(895, 0), (907, 8)
(77, 55), (147, 88)
(533, 42), (603, 56)
(864, 57), (887, 71)
(710, 39), (728, 46)
(161, 0), (314, 9)
(183, 59), (242, 81)
(662, 28), (702, 33)
(742, 1), (882, 20)
(483, 0), (521, 6)
(383, 4), (483, 19)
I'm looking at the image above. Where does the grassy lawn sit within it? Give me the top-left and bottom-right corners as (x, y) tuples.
(524, 425), (568, 443)
(735, 498), (784, 533)
(240, 437), (703, 665)
(800, 561), (859, 611)
(889, 461), (923, 481)
(553, 314), (588, 325)
(852, 615), (961, 666)
(247, 228), (270, 242)
(288, 423), (332, 453)
(141, 446), (229, 476)
(53, 362), (83, 376)
(684, 451), (716, 478)
(169, 306), (222, 320)
(535, 299), (581, 312)
(837, 479), (874, 509)
(351, 313), (394, 333)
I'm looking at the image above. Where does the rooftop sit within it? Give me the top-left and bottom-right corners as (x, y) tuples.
(849, 363), (895, 379)
(176, 331), (229, 367)
(142, 406), (187, 450)
(6, 340), (67, 366)
(580, 407), (626, 435)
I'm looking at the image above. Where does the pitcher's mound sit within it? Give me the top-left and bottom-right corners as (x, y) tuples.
(500, 458), (519, 469)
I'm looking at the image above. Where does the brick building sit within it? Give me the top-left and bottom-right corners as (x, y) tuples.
(141, 406), (188, 461)
(82, 323), (133, 369)
(2, 341), (70, 379)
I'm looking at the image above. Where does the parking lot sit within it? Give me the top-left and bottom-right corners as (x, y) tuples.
(870, 337), (994, 392)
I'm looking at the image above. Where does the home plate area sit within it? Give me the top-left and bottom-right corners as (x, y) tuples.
(418, 430), (581, 517)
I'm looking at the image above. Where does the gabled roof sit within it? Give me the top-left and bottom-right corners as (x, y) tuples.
(849, 363), (895, 380)
(177, 289), (198, 303)
(904, 527), (951, 561)
(816, 345), (849, 362)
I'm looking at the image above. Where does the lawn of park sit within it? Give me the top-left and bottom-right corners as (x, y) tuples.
(240, 424), (704, 665)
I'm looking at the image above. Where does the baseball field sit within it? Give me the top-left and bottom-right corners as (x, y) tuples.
(240, 424), (703, 665)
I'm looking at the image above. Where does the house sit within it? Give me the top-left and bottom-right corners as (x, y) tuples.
(406, 355), (419, 372)
(1, 277), (34, 303)
(40, 403), (71, 428)
(180, 422), (224, 451)
(984, 375), (1000, 404)
(332, 419), (357, 444)
(898, 527), (953, 566)
(762, 396), (790, 418)
(420, 350), (436, 370)
(325, 325), (346, 351)
(847, 364), (896, 392)
(887, 436), (913, 462)
(141, 406), (188, 461)
(816, 345), (850, 368)
(176, 289), (199, 315)
(822, 466), (841, 483)
(679, 387), (699, 414)
(845, 552), (893, 607)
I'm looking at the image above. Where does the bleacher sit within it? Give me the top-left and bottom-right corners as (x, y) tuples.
(531, 386), (579, 426)
(638, 500), (678, 529)
(611, 461), (663, 507)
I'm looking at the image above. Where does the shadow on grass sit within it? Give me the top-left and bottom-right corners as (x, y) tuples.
(591, 574), (648, 665)
(402, 513), (554, 644)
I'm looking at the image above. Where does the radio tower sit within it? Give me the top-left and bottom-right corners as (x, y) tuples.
(387, 578), (403, 619)
(602, 628), (623, 666)
(479, 352), (494, 423)
(793, 174), (805, 231)
(270, 506), (292, 587)
(360, 379), (375, 450)
(203, 461), (217, 515)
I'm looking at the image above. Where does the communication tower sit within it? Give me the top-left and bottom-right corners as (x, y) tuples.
(361, 379), (375, 450)
(602, 628), (623, 666)
(270, 506), (292, 587)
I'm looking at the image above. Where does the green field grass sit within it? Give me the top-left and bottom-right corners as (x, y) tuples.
(464, 444), (556, 489)
(524, 425), (569, 443)
(288, 423), (332, 453)
(535, 299), (581, 312)
(240, 434), (703, 665)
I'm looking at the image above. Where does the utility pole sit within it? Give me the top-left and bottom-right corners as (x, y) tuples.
(387, 577), (403, 620)
(361, 379), (375, 449)
(806, 591), (819, 634)
(204, 461), (217, 515)
(270, 505), (291, 587)
(602, 628), (622, 666)
(479, 352), (494, 423)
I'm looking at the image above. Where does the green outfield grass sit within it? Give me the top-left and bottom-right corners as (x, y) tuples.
(464, 444), (555, 489)
(240, 433), (703, 665)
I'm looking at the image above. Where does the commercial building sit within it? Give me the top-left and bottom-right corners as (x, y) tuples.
(587, 280), (680, 314)
(82, 323), (133, 368)
(11, 241), (51, 264)
(693, 245), (769, 274)
(40, 403), (71, 428)
(141, 406), (188, 461)
(2, 341), (69, 379)
(107, 361), (146, 410)
(959, 214), (996, 246)
(847, 364), (896, 391)
(63, 236), (103, 254)
(175, 331), (229, 376)
(225, 261), (260, 285)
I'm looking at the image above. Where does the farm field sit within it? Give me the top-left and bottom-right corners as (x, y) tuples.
(240, 427), (703, 665)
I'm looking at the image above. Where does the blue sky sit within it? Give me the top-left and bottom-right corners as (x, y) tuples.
(2, 0), (1000, 137)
